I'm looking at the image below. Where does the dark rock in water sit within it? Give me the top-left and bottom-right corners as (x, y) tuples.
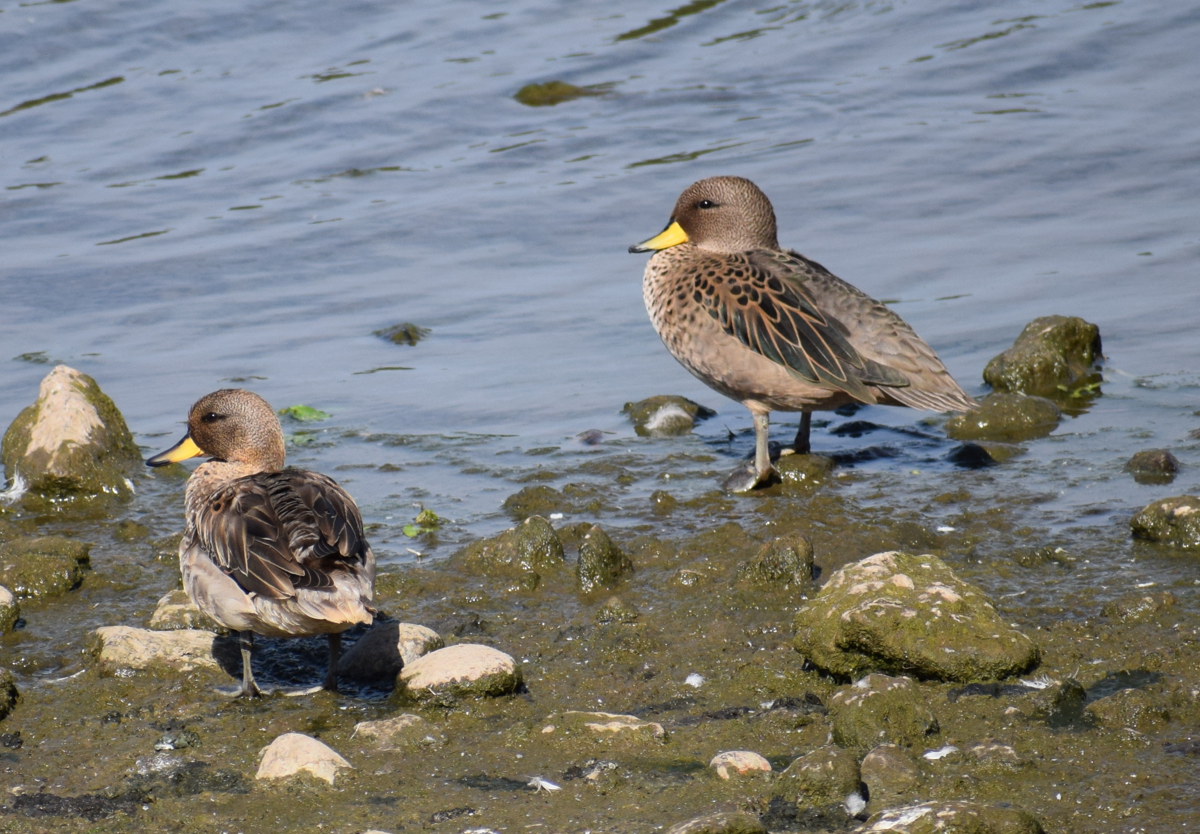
(0, 536), (90, 599)
(665, 811), (766, 834)
(1125, 449), (1180, 485)
(1101, 590), (1176, 623)
(622, 395), (716, 437)
(855, 800), (1045, 833)
(775, 453), (834, 487)
(830, 674), (939, 750)
(503, 485), (570, 519)
(1, 365), (141, 503)
(947, 441), (1023, 467)
(773, 744), (860, 808)
(649, 489), (677, 515)
(451, 516), (565, 590)
(1131, 495), (1200, 548)
(944, 392), (1061, 442)
(373, 322), (430, 345)
(793, 551), (1040, 682)
(577, 524), (633, 594)
(737, 534), (814, 590)
(0, 586), (18, 634)
(983, 315), (1102, 398)
(860, 744), (921, 813)
(0, 667), (18, 721)
(513, 80), (607, 107)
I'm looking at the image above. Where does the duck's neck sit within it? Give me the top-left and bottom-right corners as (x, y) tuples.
(183, 459), (277, 514)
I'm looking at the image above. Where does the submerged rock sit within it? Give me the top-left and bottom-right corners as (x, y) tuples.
(1125, 449), (1180, 485)
(0, 586), (18, 634)
(148, 589), (221, 632)
(542, 711), (666, 744)
(451, 516), (564, 590)
(0, 668), (17, 721)
(775, 453), (835, 487)
(860, 744), (921, 811)
(830, 675), (940, 750)
(853, 800), (1044, 834)
(710, 750), (772, 780)
(577, 524), (633, 594)
(1, 365), (140, 501)
(983, 315), (1102, 398)
(1131, 495), (1200, 548)
(793, 551), (1040, 682)
(622, 395), (716, 437)
(666, 811), (767, 834)
(944, 393), (1061, 442)
(92, 626), (218, 673)
(737, 534), (814, 590)
(396, 644), (521, 701)
(338, 621), (443, 682)
(1101, 590), (1176, 623)
(0, 536), (90, 599)
(353, 714), (445, 750)
(373, 322), (430, 346)
(256, 733), (351, 785)
(513, 80), (607, 107)
(773, 744), (861, 808)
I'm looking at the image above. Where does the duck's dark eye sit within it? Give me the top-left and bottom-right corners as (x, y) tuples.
(201, 412), (225, 424)
(697, 199), (716, 209)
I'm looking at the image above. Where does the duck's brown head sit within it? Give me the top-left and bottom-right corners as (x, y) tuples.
(147, 389), (285, 472)
(629, 176), (780, 255)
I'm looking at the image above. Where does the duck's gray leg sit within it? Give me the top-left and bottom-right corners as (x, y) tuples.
(723, 411), (775, 493)
(323, 632), (341, 692)
(216, 631), (262, 697)
(792, 411), (812, 455)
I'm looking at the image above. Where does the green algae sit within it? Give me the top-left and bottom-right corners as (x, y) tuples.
(0, 535), (90, 598)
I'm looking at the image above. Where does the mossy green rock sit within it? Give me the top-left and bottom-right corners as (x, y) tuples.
(451, 515), (565, 589)
(830, 674), (940, 750)
(577, 524), (633, 594)
(0, 535), (90, 598)
(513, 80), (604, 107)
(0, 668), (18, 721)
(737, 534), (814, 590)
(855, 800), (1045, 834)
(983, 315), (1102, 397)
(775, 453), (835, 487)
(0, 586), (19, 634)
(1131, 495), (1200, 548)
(622, 395), (716, 437)
(793, 551), (1040, 682)
(2, 365), (141, 501)
(945, 392), (1061, 442)
(773, 744), (861, 808)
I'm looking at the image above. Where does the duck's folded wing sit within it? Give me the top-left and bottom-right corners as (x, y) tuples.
(264, 470), (371, 574)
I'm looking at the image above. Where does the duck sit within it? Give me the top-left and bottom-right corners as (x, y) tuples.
(147, 389), (375, 697)
(630, 175), (977, 492)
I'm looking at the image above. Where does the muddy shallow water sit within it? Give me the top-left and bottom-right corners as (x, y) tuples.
(2, 0), (1200, 832)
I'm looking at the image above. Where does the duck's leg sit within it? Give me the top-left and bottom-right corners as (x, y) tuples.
(792, 411), (812, 455)
(722, 410), (775, 493)
(323, 632), (341, 692)
(218, 631), (262, 697)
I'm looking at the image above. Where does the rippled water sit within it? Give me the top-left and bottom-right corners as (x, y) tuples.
(2, 0), (1198, 559)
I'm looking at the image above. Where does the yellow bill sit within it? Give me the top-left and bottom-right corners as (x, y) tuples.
(146, 433), (205, 467)
(628, 221), (689, 253)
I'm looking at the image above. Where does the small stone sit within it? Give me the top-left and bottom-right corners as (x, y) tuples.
(710, 750), (772, 780)
(596, 596), (639, 625)
(665, 811), (767, 834)
(92, 626), (218, 672)
(774, 744), (861, 808)
(945, 393), (1061, 442)
(451, 516), (564, 589)
(0, 536), (90, 599)
(1131, 496), (1200, 548)
(373, 322), (430, 346)
(148, 589), (222, 632)
(577, 525), (633, 594)
(1101, 591), (1176, 623)
(860, 744), (921, 810)
(0, 587), (19, 634)
(947, 441), (1024, 467)
(1125, 449), (1180, 485)
(831, 675), (940, 750)
(649, 490), (678, 514)
(256, 733), (351, 785)
(1, 365), (141, 501)
(737, 534), (814, 589)
(338, 622), (444, 682)
(775, 453), (835, 487)
(622, 395), (716, 437)
(547, 711), (667, 743)
(353, 714), (445, 750)
(983, 315), (1102, 398)
(852, 800), (1045, 834)
(397, 644), (521, 701)
(0, 668), (18, 721)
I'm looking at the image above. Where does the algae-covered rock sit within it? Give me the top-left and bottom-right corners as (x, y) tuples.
(451, 516), (564, 589)
(256, 733), (351, 785)
(0, 668), (17, 721)
(775, 453), (835, 487)
(773, 744), (861, 808)
(853, 800), (1045, 834)
(793, 551), (1040, 682)
(502, 485), (572, 519)
(737, 534), (814, 590)
(542, 711), (667, 744)
(92, 626), (219, 672)
(353, 714), (445, 751)
(0, 536), (90, 599)
(373, 322), (430, 346)
(148, 589), (222, 632)
(944, 393), (1060, 442)
(1, 365), (141, 501)
(1084, 687), (1170, 731)
(577, 524), (633, 594)
(514, 80), (606, 107)
(830, 675), (939, 750)
(0, 586), (18, 634)
(1130, 496), (1200, 548)
(396, 643), (521, 702)
(946, 441), (1024, 467)
(622, 395), (716, 437)
(1100, 591), (1176, 623)
(860, 744), (921, 811)
(338, 621), (443, 682)
(1125, 449), (1180, 485)
(596, 595), (639, 624)
(983, 315), (1102, 398)
(666, 811), (767, 834)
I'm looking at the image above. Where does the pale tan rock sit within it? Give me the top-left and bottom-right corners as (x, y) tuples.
(397, 643), (521, 700)
(338, 622), (443, 681)
(148, 589), (221, 632)
(542, 710), (667, 743)
(710, 750), (771, 779)
(256, 732), (351, 785)
(93, 626), (218, 672)
(353, 714), (445, 750)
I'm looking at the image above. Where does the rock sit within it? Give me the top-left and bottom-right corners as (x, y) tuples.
(373, 322), (430, 345)
(773, 744), (861, 808)
(860, 744), (921, 810)
(737, 534), (814, 589)
(1131, 496), (1200, 548)
(256, 733), (351, 785)
(353, 714), (445, 750)
(966, 739), (1024, 770)
(983, 315), (1102, 398)
(665, 811), (767, 834)
(577, 525), (633, 594)
(451, 516), (564, 590)
(596, 596), (639, 624)
(946, 441), (1023, 467)
(775, 453), (835, 487)
(944, 393), (1061, 442)
(514, 80), (606, 107)
(622, 395), (716, 437)
(502, 486), (572, 520)
(0, 668), (18, 721)
(92, 626), (218, 672)
(0, 586), (18, 634)
(111, 519), (149, 541)
(396, 644), (521, 701)
(148, 589), (222, 632)
(650, 489), (678, 514)
(710, 750), (772, 780)
(338, 622), (443, 682)
(1084, 688), (1170, 731)
(1, 365), (141, 501)
(542, 711), (666, 744)
(1125, 449), (1180, 485)
(1025, 679), (1087, 726)
(793, 551), (1040, 682)
(830, 675), (940, 750)
(1101, 590), (1175, 623)
(0, 536), (90, 599)
(853, 800), (1044, 834)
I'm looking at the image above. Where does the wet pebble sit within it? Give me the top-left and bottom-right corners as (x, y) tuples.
(983, 315), (1102, 398)
(852, 799), (1044, 834)
(148, 589), (221, 632)
(353, 713), (445, 751)
(709, 750), (771, 780)
(665, 811), (767, 834)
(1131, 495), (1200, 548)
(543, 711), (666, 744)
(337, 621), (443, 682)
(0, 586), (18, 634)
(0, 536), (90, 599)
(860, 744), (921, 811)
(396, 644), (521, 701)
(831, 675), (939, 750)
(92, 625), (219, 673)
(1125, 449), (1180, 485)
(256, 732), (351, 785)
(944, 393), (1061, 442)
(622, 395), (716, 437)
(773, 744), (861, 809)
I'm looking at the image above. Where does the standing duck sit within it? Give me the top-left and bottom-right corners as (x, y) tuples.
(147, 389), (375, 696)
(630, 176), (977, 492)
